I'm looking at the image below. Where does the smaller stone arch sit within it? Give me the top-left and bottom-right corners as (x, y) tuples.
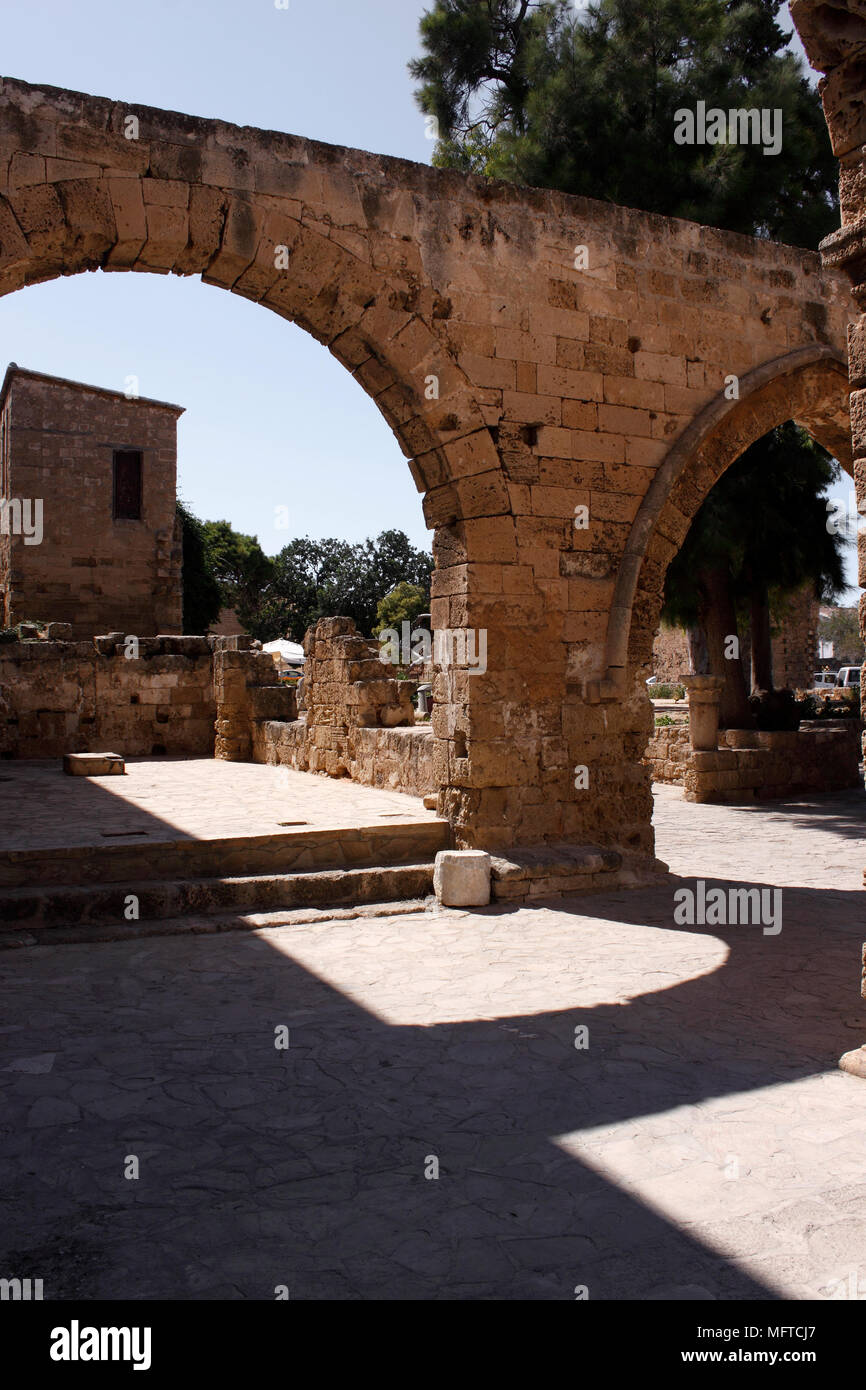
(596, 346), (852, 684)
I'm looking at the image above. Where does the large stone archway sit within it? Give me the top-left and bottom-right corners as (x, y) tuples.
(0, 76), (858, 873)
(599, 346), (853, 680)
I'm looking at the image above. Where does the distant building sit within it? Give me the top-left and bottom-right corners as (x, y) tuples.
(210, 607), (246, 637)
(0, 365), (183, 637)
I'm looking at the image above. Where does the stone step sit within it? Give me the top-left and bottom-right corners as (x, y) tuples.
(490, 842), (624, 901)
(0, 818), (449, 888)
(0, 862), (436, 931)
(0, 897), (430, 949)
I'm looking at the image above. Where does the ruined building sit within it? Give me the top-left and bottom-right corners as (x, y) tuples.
(0, 364), (183, 637)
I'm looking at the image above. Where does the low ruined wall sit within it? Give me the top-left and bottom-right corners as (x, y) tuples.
(248, 618), (431, 798)
(252, 717), (308, 771)
(302, 616), (416, 777)
(213, 635), (296, 761)
(644, 724), (692, 784)
(0, 633), (215, 758)
(352, 726), (435, 797)
(644, 720), (861, 801)
(252, 719), (436, 800)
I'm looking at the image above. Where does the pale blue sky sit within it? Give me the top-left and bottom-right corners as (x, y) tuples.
(0, 1), (855, 593)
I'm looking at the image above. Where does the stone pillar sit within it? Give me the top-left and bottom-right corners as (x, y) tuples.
(790, 0), (866, 1072)
(681, 675), (724, 752)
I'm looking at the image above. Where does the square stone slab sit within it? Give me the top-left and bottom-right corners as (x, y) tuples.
(63, 752), (125, 777)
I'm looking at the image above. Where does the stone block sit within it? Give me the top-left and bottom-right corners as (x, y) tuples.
(433, 849), (491, 907)
(63, 751), (125, 776)
(249, 685), (297, 721)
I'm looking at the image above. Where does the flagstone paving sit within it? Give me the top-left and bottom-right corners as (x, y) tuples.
(0, 757), (438, 851)
(0, 781), (864, 1300)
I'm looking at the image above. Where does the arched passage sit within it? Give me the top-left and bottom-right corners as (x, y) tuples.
(0, 87), (509, 849)
(599, 348), (852, 681)
(1, 75), (859, 874)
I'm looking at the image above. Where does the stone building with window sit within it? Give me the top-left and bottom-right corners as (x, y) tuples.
(0, 365), (183, 637)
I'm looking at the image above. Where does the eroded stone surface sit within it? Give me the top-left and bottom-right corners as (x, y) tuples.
(433, 849), (491, 906)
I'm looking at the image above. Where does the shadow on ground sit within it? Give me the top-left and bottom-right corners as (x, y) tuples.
(1, 865), (864, 1300)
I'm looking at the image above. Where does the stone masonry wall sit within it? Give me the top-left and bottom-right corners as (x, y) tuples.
(644, 720), (860, 801)
(253, 717), (435, 799)
(0, 630), (214, 758)
(652, 627), (690, 685)
(302, 617), (415, 777)
(249, 617), (432, 797)
(768, 585), (820, 690)
(1, 371), (182, 637)
(213, 634), (296, 762)
(643, 723), (692, 783)
(790, 2), (866, 790)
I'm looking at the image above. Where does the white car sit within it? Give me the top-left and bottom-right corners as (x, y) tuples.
(835, 666), (861, 688)
(811, 671), (837, 691)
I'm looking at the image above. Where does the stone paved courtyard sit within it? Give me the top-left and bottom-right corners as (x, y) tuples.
(1, 781), (865, 1300)
(0, 757), (437, 852)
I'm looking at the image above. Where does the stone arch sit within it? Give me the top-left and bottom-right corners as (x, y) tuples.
(599, 347), (852, 679)
(2, 76), (860, 872)
(0, 155), (512, 845)
(0, 178), (503, 531)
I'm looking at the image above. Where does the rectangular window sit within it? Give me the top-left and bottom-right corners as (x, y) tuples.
(113, 449), (142, 520)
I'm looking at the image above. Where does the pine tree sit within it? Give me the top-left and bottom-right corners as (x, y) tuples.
(662, 424), (848, 722)
(411, 0), (838, 246)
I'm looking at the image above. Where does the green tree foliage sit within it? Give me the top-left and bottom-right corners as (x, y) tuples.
(251, 530), (434, 642)
(374, 581), (430, 637)
(662, 423), (848, 715)
(411, 0), (838, 246)
(819, 606), (863, 666)
(176, 500), (222, 635)
(200, 520), (274, 632)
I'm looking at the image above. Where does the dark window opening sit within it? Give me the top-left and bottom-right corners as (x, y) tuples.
(113, 450), (142, 520)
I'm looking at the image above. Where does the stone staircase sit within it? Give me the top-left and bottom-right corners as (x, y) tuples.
(0, 818), (449, 946)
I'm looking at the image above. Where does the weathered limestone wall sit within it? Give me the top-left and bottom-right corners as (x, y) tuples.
(644, 720), (860, 801)
(249, 617), (430, 795)
(0, 631), (214, 757)
(0, 370), (182, 637)
(251, 717), (307, 771)
(213, 634), (296, 762)
(352, 725), (434, 797)
(0, 76), (856, 868)
(652, 627), (690, 685)
(789, 3), (866, 1044)
(253, 717), (435, 799)
(644, 723), (691, 783)
(790, 3), (866, 702)
(302, 617), (415, 777)
(767, 586), (820, 690)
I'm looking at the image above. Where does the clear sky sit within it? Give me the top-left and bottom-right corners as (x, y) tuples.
(0, 0), (857, 595)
